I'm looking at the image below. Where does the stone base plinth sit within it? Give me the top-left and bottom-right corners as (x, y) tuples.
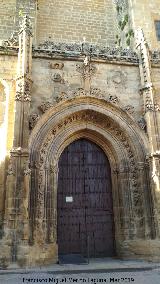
(17, 242), (58, 267)
(117, 239), (160, 262)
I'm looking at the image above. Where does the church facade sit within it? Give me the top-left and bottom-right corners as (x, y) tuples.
(0, 0), (160, 267)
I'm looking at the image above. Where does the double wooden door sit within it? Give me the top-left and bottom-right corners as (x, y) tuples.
(57, 139), (115, 257)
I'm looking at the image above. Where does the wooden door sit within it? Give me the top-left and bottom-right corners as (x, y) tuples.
(57, 138), (115, 257)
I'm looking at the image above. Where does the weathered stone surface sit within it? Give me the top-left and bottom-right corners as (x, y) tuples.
(0, 2), (160, 268)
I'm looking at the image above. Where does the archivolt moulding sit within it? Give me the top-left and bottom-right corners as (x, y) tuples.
(29, 98), (151, 245)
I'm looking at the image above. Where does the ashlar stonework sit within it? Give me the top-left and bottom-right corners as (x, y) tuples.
(0, 0), (160, 268)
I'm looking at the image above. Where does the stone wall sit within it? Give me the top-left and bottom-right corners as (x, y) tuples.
(152, 67), (160, 107)
(0, 55), (17, 151)
(30, 58), (143, 123)
(0, 54), (17, 233)
(0, 1), (160, 49)
(0, 0), (36, 42)
(36, 0), (117, 45)
(129, 0), (160, 49)
(0, 0), (16, 41)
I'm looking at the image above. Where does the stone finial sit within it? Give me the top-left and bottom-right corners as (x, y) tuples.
(135, 28), (147, 48)
(19, 15), (32, 36)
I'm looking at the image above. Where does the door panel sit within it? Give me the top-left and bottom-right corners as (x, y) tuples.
(57, 138), (115, 257)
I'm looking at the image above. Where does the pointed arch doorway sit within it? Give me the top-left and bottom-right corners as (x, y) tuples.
(57, 138), (115, 258)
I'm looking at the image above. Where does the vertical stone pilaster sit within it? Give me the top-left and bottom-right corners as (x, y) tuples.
(2, 15), (33, 265)
(136, 28), (160, 238)
(14, 15), (33, 148)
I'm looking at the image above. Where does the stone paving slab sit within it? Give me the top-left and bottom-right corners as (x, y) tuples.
(0, 258), (160, 275)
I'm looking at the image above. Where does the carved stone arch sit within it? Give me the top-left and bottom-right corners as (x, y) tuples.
(29, 97), (152, 262)
(47, 124), (131, 238)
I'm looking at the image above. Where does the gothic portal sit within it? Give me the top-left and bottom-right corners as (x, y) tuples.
(0, 1), (160, 268)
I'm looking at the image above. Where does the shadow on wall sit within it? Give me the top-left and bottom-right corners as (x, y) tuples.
(0, 80), (10, 245)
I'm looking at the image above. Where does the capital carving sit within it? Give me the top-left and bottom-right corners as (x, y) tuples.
(10, 147), (29, 157)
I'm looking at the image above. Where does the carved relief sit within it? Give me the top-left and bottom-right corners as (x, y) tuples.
(52, 73), (64, 83)
(154, 103), (160, 112)
(34, 167), (46, 243)
(10, 147), (29, 157)
(145, 98), (160, 112)
(109, 95), (119, 104)
(29, 113), (40, 129)
(49, 62), (64, 70)
(24, 161), (31, 176)
(35, 88), (122, 119)
(76, 61), (96, 80)
(37, 110), (143, 221)
(2, 32), (18, 48)
(38, 102), (53, 113)
(57, 92), (70, 102)
(123, 105), (135, 114)
(15, 80), (32, 102)
(19, 15), (32, 36)
(57, 88), (109, 103)
(108, 70), (127, 90)
(138, 117), (146, 130)
(34, 42), (138, 63)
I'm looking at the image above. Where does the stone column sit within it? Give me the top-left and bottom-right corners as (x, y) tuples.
(3, 15), (33, 265)
(136, 28), (160, 238)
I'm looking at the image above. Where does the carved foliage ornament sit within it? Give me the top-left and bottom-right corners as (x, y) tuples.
(29, 113), (40, 129)
(38, 101), (53, 113)
(2, 32), (18, 48)
(145, 99), (160, 112)
(76, 61), (96, 80)
(34, 42), (138, 63)
(15, 80), (32, 102)
(57, 88), (113, 104)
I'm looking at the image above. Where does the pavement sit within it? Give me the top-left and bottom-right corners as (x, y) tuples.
(0, 257), (160, 275)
